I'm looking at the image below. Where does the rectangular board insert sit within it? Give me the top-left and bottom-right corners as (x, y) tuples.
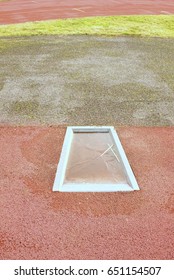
(53, 126), (140, 192)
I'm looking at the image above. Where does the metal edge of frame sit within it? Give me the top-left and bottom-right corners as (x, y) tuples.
(52, 127), (73, 191)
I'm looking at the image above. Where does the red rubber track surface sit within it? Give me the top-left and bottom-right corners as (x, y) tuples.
(0, 0), (174, 24)
(0, 126), (174, 259)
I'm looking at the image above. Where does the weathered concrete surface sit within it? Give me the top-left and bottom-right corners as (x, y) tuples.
(0, 36), (174, 126)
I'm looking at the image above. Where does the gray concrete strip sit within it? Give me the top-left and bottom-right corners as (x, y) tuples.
(0, 36), (174, 126)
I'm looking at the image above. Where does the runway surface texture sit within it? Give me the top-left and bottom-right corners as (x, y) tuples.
(0, 0), (174, 24)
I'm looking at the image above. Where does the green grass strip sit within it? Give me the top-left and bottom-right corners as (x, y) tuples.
(0, 15), (174, 38)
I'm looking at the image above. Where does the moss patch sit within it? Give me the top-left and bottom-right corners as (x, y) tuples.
(9, 100), (39, 119)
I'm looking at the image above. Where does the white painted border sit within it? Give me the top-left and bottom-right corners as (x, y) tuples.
(52, 126), (140, 192)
